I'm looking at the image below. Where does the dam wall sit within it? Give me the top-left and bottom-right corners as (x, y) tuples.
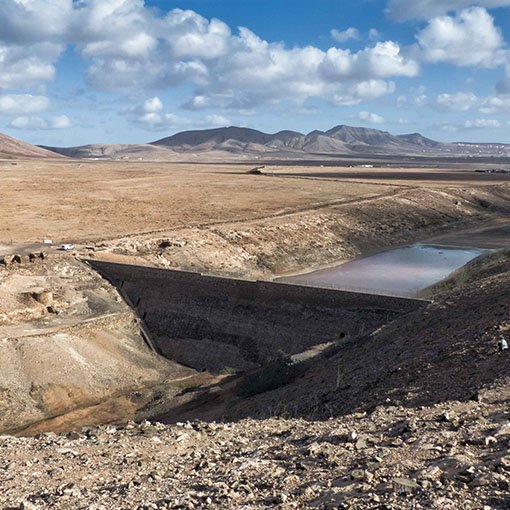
(88, 260), (428, 372)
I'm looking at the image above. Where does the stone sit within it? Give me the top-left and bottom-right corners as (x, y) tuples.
(14, 254), (30, 264)
(0, 255), (14, 266)
(32, 290), (53, 306)
(495, 423), (510, 437)
(20, 502), (38, 510)
(351, 469), (365, 480)
(392, 477), (421, 494)
(347, 431), (358, 442)
(485, 436), (497, 447)
(355, 436), (368, 450)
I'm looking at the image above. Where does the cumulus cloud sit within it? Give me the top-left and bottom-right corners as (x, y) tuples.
(9, 114), (72, 129)
(331, 28), (361, 43)
(143, 97), (163, 113)
(464, 118), (501, 128)
(0, 94), (50, 115)
(387, 0), (510, 21)
(0, 0), (71, 88)
(436, 92), (479, 111)
(429, 90), (510, 114)
(440, 117), (503, 132)
(0, 0), (73, 43)
(0, 1), (420, 111)
(417, 8), (507, 68)
(0, 42), (62, 88)
(356, 111), (385, 124)
(397, 86), (428, 108)
(479, 94), (510, 113)
(127, 96), (229, 131)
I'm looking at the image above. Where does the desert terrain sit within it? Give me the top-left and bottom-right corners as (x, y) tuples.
(1, 133), (510, 509)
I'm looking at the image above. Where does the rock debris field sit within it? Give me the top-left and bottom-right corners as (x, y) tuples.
(1, 393), (510, 510)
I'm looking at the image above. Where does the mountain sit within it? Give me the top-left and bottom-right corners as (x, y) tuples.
(150, 124), (461, 157)
(40, 125), (510, 160)
(0, 133), (65, 159)
(152, 127), (274, 149)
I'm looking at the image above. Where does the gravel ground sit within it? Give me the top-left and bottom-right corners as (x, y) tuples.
(1, 394), (509, 510)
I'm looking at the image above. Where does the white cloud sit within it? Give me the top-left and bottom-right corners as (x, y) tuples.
(0, 2), (420, 112)
(0, 0), (73, 43)
(0, 94), (50, 115)
(464, 118), (501, 128)
(49, 114), (72, 129)
(397, 117), (410, 124)
(387, 0), (510, 21)
(143, 97), (163, 113)
(440, 117), (503, 132)
(9, 114), (72, 129)
(331, 28), (361, 43)
(436, 92), (479, 111)
(441, 123), (459, 133)
(417, 8), (507, 68)
(479, 94), (510, 113)
(0, 42), (62, 88)
(357, 111), (385, 124)
(204, 114), (230, 126)
(128, 97), (229, 130)
(0, 1), (419, 110)
(397, 86), (428, 108)
(368, 29), (381, 41)
(0, 0), (71, 88)
(321, 42), (419, 79)
(137, 111), (229, 131)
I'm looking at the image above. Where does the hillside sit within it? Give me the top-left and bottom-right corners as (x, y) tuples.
(0, 133), (65, 159)
(40, 142), (177, 160)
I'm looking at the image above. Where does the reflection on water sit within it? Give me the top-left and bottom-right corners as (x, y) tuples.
(277, 245), (485, 296)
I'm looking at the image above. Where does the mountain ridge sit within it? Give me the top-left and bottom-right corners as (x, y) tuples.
(148, 124), (467, 156)
(35, 124), (510, 160)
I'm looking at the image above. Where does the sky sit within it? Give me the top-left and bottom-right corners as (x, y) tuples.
(1, 0), (510, 146)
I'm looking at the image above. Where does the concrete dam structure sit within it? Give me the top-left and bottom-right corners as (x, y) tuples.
(88, 260), (428, 373)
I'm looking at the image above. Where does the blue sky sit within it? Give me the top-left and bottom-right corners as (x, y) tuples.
(1, 0), (510, 146)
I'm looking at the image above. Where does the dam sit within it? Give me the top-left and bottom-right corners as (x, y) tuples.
(87, 260), (428, 373)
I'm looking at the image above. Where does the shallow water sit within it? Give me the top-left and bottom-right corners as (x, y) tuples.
(278, 244), (486, 296)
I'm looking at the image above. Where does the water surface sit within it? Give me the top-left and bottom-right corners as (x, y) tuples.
(278, 244), (485, 296)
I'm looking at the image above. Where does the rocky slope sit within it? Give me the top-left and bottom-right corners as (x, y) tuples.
(1, 394), (509, 509)
(0, 255), (194, 434)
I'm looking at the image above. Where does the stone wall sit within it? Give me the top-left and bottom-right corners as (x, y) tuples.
(88, 260), (427, 372)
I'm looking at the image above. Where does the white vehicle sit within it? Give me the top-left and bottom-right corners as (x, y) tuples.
(60, 244), (75, 251)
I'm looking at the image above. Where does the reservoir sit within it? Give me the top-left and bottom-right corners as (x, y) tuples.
(277, 244), (486, 297)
